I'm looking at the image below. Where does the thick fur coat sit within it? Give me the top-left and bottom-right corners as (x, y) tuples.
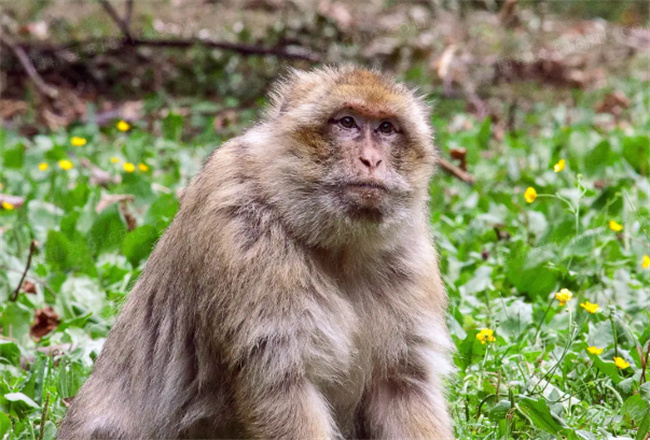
(59, 66), (454, 439)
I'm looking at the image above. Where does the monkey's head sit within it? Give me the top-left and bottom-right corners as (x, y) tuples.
(248, 66), (437, 249)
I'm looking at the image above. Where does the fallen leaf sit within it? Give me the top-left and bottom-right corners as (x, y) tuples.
(120, 200), (137, 231)
(450, 147), (468, 171)
(0, 100), (29, 119)
(595, 91), (630, 116)
(22, 280), (36, 294)
(30, 307), (60, 340)
(80, 158), (121, 186)
(95, 194), (135, 213)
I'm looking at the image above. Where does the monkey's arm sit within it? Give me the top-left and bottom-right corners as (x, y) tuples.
(361, 355), (454, 440)
(230, 333), (340, 440)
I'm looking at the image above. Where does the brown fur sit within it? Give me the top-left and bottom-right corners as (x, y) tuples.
(58, 66), (454, 440)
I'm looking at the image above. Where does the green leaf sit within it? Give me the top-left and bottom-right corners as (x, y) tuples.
(0, 341), (21, 366)
(488, 399), (512, 420)
(637, 412), (650, 440)
(518, 396), (568, 434)
(622, 394), (649, 423)
(162, 112), (184, 141)
(146, 193), (179, 232)
(41, 421), (57, 440)
(0, 302), (32, 344)
(5, 392), (39, 409)
(0, 412), (10, 439)
(45, 230), (73, 271)
(591, 355), (623, 384)
(122, 224), (160, 267)
(45, 230), (96, 275)
(2, 144), (25, 168)
(584, 140), (614, 176)
(20, 353), (46, 404)
(622, 135), (650, 175)
(477, 117), (492, 150)
(456, 329), (486, 370)
(57, 277), (106, 319)
(506, 243), (558, 300)
(88, 204), (127, 255)
(57, 361), (89, 399)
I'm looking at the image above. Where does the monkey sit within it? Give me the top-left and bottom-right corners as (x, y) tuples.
(58, 65), (455, 440)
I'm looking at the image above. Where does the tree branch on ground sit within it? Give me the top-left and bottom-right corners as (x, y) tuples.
(437, 157), (476, 185)
(97, 0), (133, 41)
(0, 33), (59, 99)
(10, 240), (37, 302)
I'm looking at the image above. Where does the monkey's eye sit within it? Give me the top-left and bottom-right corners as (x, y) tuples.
(378, 121), (395, 134)
(339, 117), (357, 129)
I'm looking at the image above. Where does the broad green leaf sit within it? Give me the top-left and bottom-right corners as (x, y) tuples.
(0, 302), (32, 344)
(591, 355), (623, 384)
(506, 243), (558, 300)
(146, 193), (179, 232)
(622, 394), (649, 423)
(5, 392), (39, 409)
(622, 135), (650, 175)
(57, 361), (89, 399)
(88, 204), (127, 255)
(162, 112), (184, 141)
(0, 341), (21, 366)
(518, 396), (568, 434)
(122, 224), (160, 267)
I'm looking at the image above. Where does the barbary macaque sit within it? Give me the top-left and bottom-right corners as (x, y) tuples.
(58, 66), (455, 439)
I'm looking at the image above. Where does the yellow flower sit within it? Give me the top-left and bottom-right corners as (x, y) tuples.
(38, 162), (49, 171)
(555, 288), (573, 306)
(138, 163), (149, 172)
(609, 220), (623, 232)
(71, 136), (87, 147)
(524, 187), (537, 203)
(553, 159), (566, 172)
(110, 157), (120, 163)
(1, 201), (15, 210)
(580, 301), (600, 314)
(117, 120), (130, 132)
(123, 162), (135, 173)
(476, 328), (496, 344)
(613, 356), (630, 369)
(587, 346), (603, 355)
(642, 255), (650, 269)
(58, 159), (73, 170)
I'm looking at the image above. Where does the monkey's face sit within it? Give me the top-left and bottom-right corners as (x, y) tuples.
(258, 67), (437, 247)
(322, 108), (413, 222)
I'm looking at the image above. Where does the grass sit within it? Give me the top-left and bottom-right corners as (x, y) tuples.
(0, 75), (649, 440)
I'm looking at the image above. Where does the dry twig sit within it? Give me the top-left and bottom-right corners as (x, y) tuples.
(97, 0), (133, 40)
(10, 240), (37, 302)
(437, 157), (476, 185)
(0, 33), (58, 99)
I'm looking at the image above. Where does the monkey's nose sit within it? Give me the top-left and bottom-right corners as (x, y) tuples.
(359, 157), (382, 169)
(358, 148), (383, 171)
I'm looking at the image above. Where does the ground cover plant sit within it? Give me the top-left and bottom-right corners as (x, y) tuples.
(1, 72), (648, 439)
(1, 1), (650, 438)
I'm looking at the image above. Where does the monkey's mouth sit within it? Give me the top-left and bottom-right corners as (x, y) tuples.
(340, 181), (389, 218)
(345, 181), (388, 191)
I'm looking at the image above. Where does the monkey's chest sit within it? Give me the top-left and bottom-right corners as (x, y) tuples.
(307, 305), (403, 433)
(312, 331), (372, 434)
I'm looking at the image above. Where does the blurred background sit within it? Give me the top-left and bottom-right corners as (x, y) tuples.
(1, 0), (648, 135)
(1, 2), (650, 439)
